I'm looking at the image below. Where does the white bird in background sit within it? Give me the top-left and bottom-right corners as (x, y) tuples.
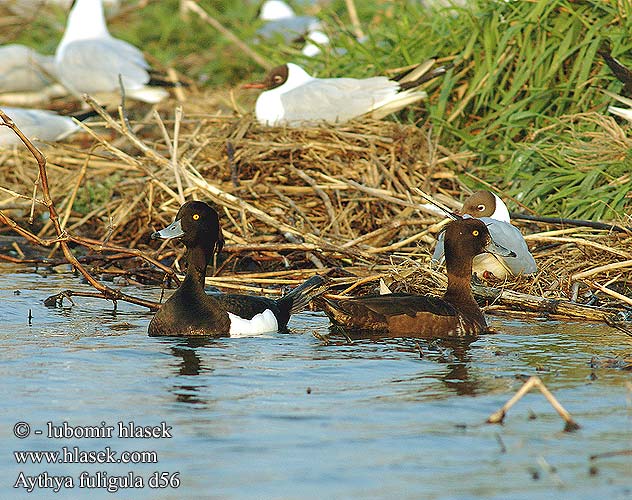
(0, 107), (86, 147)
(0, 44), (66, 105)
(432, 190), (537, 279)
(4, 0), (120, 16)
(301, 29), (331, 57)
(244, 61), (448, 126)
(259, 0), (296, 20)
(256, 0), (330, 57)
(54, 0), (168, 103)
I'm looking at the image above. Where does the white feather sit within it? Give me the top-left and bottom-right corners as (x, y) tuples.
(228, 309), (279, 337)
(608, 105), (632, 123)
(490, 193), (511, 223)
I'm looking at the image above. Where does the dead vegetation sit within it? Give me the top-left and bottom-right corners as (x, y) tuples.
(0, 96), (631, 326)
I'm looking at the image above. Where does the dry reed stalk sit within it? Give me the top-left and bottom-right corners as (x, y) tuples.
(0, 110), (168, 310)
(572, 259), (632, 281)
(525, 234), (632, 259)
(584, 281), (632, 308)
(1, 96), (631, 320)
(345, 0), (365, 40)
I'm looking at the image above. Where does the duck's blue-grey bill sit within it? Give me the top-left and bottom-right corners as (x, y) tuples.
(485, 239), (516, 258)
(151, 219), (184, 240)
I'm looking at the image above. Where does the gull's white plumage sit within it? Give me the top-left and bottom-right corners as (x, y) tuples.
(0, 107), (81, 147)
(55, 0), (167, 103)
(0, 45), (66, 105)
(253, 63), (428, 127)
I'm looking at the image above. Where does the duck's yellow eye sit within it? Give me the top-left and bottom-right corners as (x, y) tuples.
(472, 230), (479, 237)
(192, 213), (200, 221)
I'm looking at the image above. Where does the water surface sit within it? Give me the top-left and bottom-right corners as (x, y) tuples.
(1, 264), (631, 499)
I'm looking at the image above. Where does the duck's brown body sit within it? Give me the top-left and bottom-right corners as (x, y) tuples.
(320, 218), (512, 338)
(319, 289), (487, 338)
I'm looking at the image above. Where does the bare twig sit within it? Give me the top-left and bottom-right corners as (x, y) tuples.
(512, 213), (632, 234)
(487, 376), (580, 431)
(0, 109), (162, 311)
(572, 259), (632, 281)
(172, 105), (185, 204)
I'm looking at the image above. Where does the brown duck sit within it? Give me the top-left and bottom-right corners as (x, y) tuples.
(318, 218), (514, 337)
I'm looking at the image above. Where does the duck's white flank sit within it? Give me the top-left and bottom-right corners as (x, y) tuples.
(490, 193), (511, 223)
(228, 309), (279, 337)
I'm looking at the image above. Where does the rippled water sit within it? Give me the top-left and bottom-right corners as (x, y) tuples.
(1, 263), (631, 499)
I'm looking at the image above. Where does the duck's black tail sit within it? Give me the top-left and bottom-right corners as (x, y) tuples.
(278, 275), (329, 316)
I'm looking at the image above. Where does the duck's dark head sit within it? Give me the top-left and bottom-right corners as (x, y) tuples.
(443, 218), (514, 266)
(152, 201), (224, 256)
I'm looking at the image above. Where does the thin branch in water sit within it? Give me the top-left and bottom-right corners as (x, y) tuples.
(0, 108), (162, 311)
(590, 449), (632, 461)
(487, 376), (580, 432)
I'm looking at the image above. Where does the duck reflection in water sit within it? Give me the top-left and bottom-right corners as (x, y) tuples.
(164, 337), (222, 406)
(317, 330), (481, 397)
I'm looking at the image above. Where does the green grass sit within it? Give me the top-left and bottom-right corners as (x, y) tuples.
(6, 0), (632, 220)
(73, 173), (122, 216)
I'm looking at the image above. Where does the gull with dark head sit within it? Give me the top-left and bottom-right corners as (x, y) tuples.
(244, 60), (448, 127)
(432, 190), (537, 279)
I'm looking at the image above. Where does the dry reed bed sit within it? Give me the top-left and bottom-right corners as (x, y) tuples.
(0, 103), (631, 324)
